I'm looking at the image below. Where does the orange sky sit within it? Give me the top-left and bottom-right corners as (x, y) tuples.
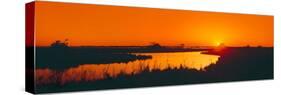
(34, 1), (273, 47)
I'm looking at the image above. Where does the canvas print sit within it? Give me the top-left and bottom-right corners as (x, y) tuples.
(25, 1), (274, 94)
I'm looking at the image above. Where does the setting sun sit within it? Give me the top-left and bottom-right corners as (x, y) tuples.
(216, 42), (221, 46)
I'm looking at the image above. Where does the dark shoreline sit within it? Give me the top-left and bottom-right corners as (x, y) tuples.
(36, 47), (210, 70)
(35, 47), (273, 93)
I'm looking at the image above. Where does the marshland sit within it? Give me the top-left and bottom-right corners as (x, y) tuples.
(34, 42), (273, 93)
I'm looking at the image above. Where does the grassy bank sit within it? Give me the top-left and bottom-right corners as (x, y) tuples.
(35, 47), (273, 93)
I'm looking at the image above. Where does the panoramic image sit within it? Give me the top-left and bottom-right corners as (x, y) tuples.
(29, 1), (273, 93)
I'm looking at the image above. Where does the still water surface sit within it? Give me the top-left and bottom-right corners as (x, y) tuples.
(36, 51), (220, 85)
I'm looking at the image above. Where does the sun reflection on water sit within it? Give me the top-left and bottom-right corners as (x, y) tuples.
(36, 52), (220, 85)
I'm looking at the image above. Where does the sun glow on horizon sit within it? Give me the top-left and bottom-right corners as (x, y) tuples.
(33, 1), (274, 47)
(216, 42), (221, 47)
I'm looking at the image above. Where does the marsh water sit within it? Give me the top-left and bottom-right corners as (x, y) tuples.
(36, 51), (220, 85)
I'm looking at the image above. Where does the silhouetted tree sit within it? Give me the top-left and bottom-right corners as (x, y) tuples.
(50, 39), (69, 48)
(245, 45), (251, 48)
(147, 42), (162, 49)
(257, 45), (263, 48)
(179, 44), (185, 49)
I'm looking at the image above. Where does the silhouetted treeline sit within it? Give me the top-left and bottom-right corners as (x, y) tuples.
(36, 41), (208, 70)
(36, 47), (152, 70)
